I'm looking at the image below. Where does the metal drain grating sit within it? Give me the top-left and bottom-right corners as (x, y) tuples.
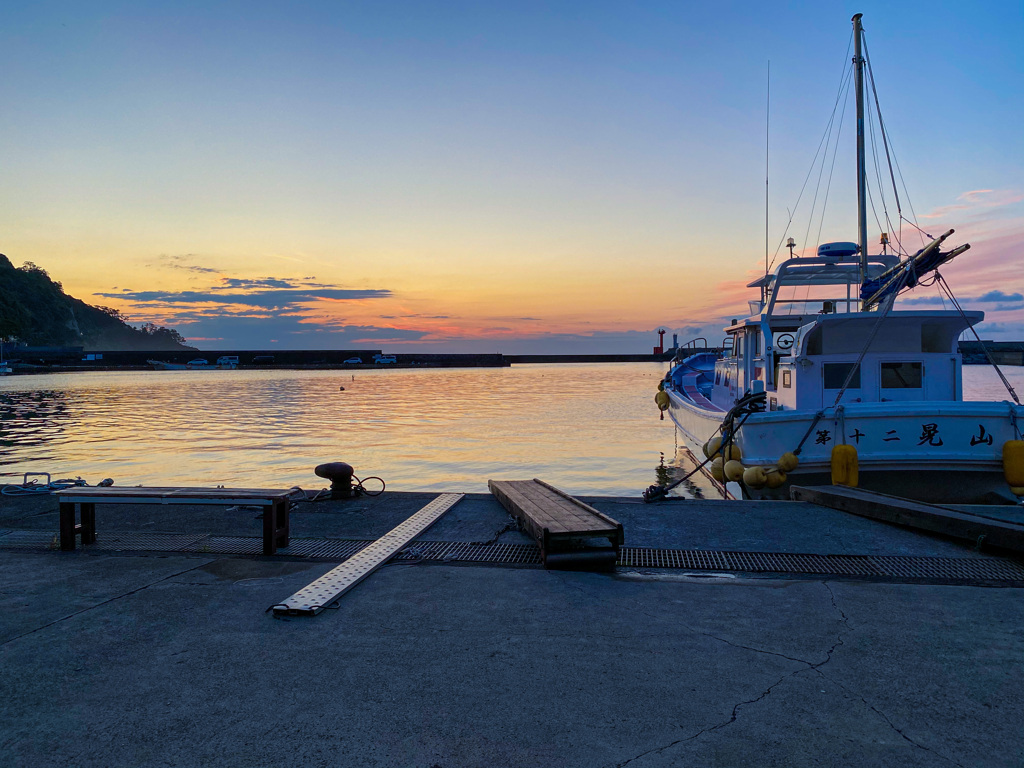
(95, 531), (210, 551)
(864, 555), (1024, 581)
(0, 530), (57, 548)
(618, 547), (1024, 581)
(278, 538), (371, 559)
(181, 536), (265, 555)
(3, 527), (1022, 583)
(395, 541), (542, 565)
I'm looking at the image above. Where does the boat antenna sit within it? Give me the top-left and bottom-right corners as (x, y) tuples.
(765, 59), (770, 282)
(853, 13), (868, 294)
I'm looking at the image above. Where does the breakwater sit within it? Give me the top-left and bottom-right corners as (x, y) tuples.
(4, 343), (1021, 372)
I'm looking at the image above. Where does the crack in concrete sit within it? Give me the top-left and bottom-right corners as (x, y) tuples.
(0, 559), (214, 647)
(813, 669), (967, 768)
(611, 669), (797, 767)
(610, 581), (851, 767)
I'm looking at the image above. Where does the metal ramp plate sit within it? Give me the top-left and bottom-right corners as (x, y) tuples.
(271, 493), (463, 616)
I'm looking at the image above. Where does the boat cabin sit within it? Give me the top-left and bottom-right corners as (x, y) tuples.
(707, 245), (982, 412)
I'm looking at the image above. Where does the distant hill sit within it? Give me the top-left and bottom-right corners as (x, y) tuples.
(0, 254), (195, 351)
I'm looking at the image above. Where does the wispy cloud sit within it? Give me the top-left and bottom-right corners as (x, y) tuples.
(95, 276), (391, 313)
(919, 189), (1024, 220)
(902, 290), (1024, 306)
(155, 254), (222, 274)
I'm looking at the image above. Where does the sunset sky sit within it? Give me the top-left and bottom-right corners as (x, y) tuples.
(2, 1), (1022, 352)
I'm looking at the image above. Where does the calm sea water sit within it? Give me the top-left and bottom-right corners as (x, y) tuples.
(1, 363), (1021, 497)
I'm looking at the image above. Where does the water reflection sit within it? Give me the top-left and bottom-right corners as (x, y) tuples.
(1, 364), (1019, 496)
(0, 390), (71, 467)
(0, 365), (677, 495)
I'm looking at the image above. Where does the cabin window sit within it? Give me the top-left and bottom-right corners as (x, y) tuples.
(805, 328), (823, 355)
(782, 369), (792, 388)
(881, 362), (922, 388)
(921, 323), (947, 353)
(823, 362), (860, 389)
(715, 369), (721, 384)
(723, 371), (730, 387)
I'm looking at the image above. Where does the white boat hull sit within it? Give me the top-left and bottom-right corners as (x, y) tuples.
(667, 389), (1023, 503)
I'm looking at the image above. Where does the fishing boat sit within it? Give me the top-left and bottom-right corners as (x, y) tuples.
(658, 14), (1024, 503)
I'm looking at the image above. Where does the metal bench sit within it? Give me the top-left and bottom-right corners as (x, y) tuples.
(55, 487), (300, 555)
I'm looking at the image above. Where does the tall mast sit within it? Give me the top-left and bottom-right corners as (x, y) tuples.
(853, 13), (868, 292)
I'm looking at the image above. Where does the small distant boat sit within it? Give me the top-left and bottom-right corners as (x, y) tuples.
(148, 356), (238, 371)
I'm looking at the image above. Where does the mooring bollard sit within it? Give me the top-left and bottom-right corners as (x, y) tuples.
(314, 462), (355, 499)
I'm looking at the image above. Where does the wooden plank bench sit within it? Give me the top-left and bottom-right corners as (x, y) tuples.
(55, 487), (300, 555)
(488, 479), (623, 570)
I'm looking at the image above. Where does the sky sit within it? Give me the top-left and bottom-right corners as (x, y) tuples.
(1, 0), (1022, 352)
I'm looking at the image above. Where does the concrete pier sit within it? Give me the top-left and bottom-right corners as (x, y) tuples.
(2, 488), (1023, 767)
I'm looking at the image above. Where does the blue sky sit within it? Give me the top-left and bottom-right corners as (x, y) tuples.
(1, 0), (1022, 350)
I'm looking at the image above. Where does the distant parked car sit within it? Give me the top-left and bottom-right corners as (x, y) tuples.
(374, 355), (397, 364)
(343, 357), (362, 364)
(187, 358), (209, 366)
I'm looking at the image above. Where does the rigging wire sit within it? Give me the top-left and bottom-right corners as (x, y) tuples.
(765, 60), (770, 279)
(863, 36), (903, 221)
(767, 30), (854, 271)
(800, 67), (853, 267)
(812, 69), (853, 255)
(935, 273), (1021, 405)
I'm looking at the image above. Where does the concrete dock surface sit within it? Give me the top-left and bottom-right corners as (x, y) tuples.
(1, 489), (1022, 767)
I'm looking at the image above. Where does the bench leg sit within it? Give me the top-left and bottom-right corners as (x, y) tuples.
(81, 503), (97, 545)
(264, 501), (280, 557)
(60, 502), (77, 551)
(275, 500), (290, 548)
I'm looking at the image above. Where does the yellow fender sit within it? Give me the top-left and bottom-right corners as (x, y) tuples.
(765, 466), (787, 489)
(1003, 440), (1024, 495)
(654, 390), (670, 411)
(742, 466), (767, 489)
(831, 444), (858, 487)
(724, 460), (745, 482)
(704, 436), (722, 458)
(721, 443), (742, 462)
(710, 457), (725, 482)
(778, 452), (799, 473)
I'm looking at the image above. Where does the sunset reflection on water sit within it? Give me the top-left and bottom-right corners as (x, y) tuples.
(2, 363), (1019, 497)
(0, 363), (678, 496)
